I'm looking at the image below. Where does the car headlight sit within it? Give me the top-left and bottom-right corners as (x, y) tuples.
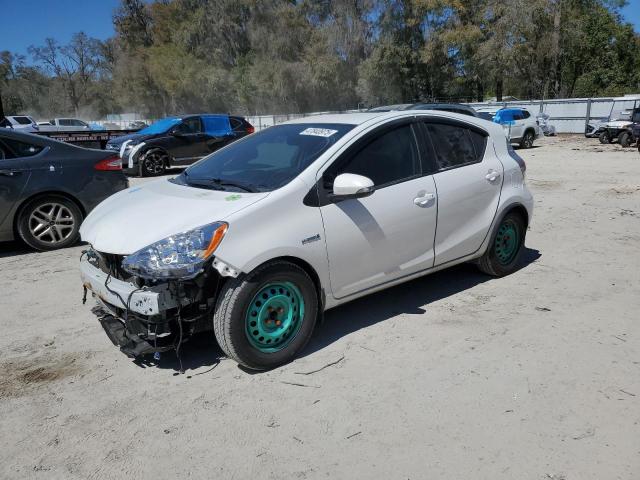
(122, 222), (228, 279)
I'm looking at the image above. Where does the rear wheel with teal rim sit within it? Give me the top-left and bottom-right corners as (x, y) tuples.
(245, 282), (305, 353)
(477, 211), (526, 277)
(213, 261), (318, 370)
(494, 219), (520, 265)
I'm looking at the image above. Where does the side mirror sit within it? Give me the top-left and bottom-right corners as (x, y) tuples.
(329, 173), (375, 201)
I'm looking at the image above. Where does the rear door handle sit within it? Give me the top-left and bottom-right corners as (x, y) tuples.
(414, 192), (436, 207)
(0, 169), (21, 177)
(485, 170), (501, 183)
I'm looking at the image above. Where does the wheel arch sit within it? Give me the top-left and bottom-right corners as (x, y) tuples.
(249, 255), (326, 316)
(504, 202), (529, 227)
(139, 145), (171, 166)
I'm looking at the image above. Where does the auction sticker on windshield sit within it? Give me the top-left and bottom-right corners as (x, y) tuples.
(299, 128), (338, 137)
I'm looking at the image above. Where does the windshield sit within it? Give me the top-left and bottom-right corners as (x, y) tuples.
(174, 123), (354, 192)
(138, 117), (182, 135)
(611, 111), (632, 121)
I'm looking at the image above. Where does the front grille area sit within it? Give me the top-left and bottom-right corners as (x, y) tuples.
(93, 250), (131, 282)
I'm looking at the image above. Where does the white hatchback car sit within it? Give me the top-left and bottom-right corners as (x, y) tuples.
(79, 111), (533, 370)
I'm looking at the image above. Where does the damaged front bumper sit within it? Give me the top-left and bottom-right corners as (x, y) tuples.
(80, 253), (217, 358)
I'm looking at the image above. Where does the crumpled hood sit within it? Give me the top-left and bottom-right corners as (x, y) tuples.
(80, 179), (269, 254)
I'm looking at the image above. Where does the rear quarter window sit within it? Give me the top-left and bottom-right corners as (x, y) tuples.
(1, 138), (45, 157)
(14, 116), (33, 125)
(427, 124), (483, 170)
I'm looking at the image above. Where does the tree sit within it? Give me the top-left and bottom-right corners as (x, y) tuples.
(29, 33), (105, 115)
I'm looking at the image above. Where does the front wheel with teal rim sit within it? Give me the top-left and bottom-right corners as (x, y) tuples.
(213, 261), (318, 370)
(245, 282), (305, 353)
(477, 211), (526, 277)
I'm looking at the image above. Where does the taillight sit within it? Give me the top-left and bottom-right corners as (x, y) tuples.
(95, 155), (122, 171)
(246, 124), (255, 134)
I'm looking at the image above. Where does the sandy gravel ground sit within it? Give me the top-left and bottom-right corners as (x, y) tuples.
(0, 135), (638, 480)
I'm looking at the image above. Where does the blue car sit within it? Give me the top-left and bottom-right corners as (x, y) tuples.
(493, 108), (540, 148)
(105, 114), (255, 176)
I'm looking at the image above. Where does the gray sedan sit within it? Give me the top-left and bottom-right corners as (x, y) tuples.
(0, 129), (129, 251)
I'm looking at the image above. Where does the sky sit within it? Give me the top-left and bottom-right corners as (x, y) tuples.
(0, 0), (639, 60)
(0, 0), (121, 57)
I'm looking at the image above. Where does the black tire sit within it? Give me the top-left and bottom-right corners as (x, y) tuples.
(618, 132), (631, 148)
(139, 148), (168, 177)
(599, 131), (611, 144)
(17, 195), (83, 251)
(213, 260), (318, 370)
(477, 211), (526, 277)
(520, 130), (535, 149)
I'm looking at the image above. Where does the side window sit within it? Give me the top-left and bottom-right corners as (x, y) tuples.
(513, 111), (525, 121)
(14, 116), (33, 125)
(59, 119), (71, 126)
(426, 124), (479, 170)
(469, 130), (488, 160)
(522, 110), (531, 119)
(0, 141), (13, 159)
(1, 138), (44, 158)
(176, 117), (202, 134)
(330, 124), (420, 188)
(230, 118), (243, 130)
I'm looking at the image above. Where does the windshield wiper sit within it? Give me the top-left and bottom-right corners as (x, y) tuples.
(187, 177), (260, 193)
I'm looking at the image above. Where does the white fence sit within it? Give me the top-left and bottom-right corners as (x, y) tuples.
(468, 95), (640, 133)
(247, 96), (640, 134)
(90, 94), (640, 134)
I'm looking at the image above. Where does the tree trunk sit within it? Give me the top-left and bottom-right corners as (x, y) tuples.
(0, 89), (5, 119)
(496, 77), (503, 102)
(477, 79), (484, 102)
(550, 0), (562, 97)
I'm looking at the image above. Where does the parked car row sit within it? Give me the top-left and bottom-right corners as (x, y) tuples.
(0, 116), (105, 133)
(1, 108), (535, 370)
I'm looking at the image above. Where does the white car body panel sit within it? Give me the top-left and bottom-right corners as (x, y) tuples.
(80, 110), (533, 312)
(79, 179), (270, 255)
(320, 175), (438, 298)
(432, 137), (504, 265)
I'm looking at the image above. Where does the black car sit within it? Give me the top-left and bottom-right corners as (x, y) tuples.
(368, 103), (478, 117)
(106, 114), (255, 177)
(404, 103), (479, 117)
(0, 129), (128, 251)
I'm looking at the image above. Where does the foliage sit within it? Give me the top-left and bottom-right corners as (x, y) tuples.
(1, 0), (638, 119)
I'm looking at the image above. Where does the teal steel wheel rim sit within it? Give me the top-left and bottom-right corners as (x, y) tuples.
(245, 282), (305, 353)
(494, 219), (520, 265)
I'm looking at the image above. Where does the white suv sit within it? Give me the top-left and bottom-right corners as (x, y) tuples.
(492, 108), (540, 148)
(1, 115), (39, 133)
(79, 111), (534, 370)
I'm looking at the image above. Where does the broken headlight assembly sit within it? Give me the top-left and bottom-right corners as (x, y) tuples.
(121, 222), (228, 280)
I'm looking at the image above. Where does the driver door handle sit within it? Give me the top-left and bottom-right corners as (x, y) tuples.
(0, 169), (20, 177)
(414, 192), (436, 207)
(485, 169), (501, 183)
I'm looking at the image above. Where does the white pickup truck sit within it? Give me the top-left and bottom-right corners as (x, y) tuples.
(38, 118), (103, 132)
